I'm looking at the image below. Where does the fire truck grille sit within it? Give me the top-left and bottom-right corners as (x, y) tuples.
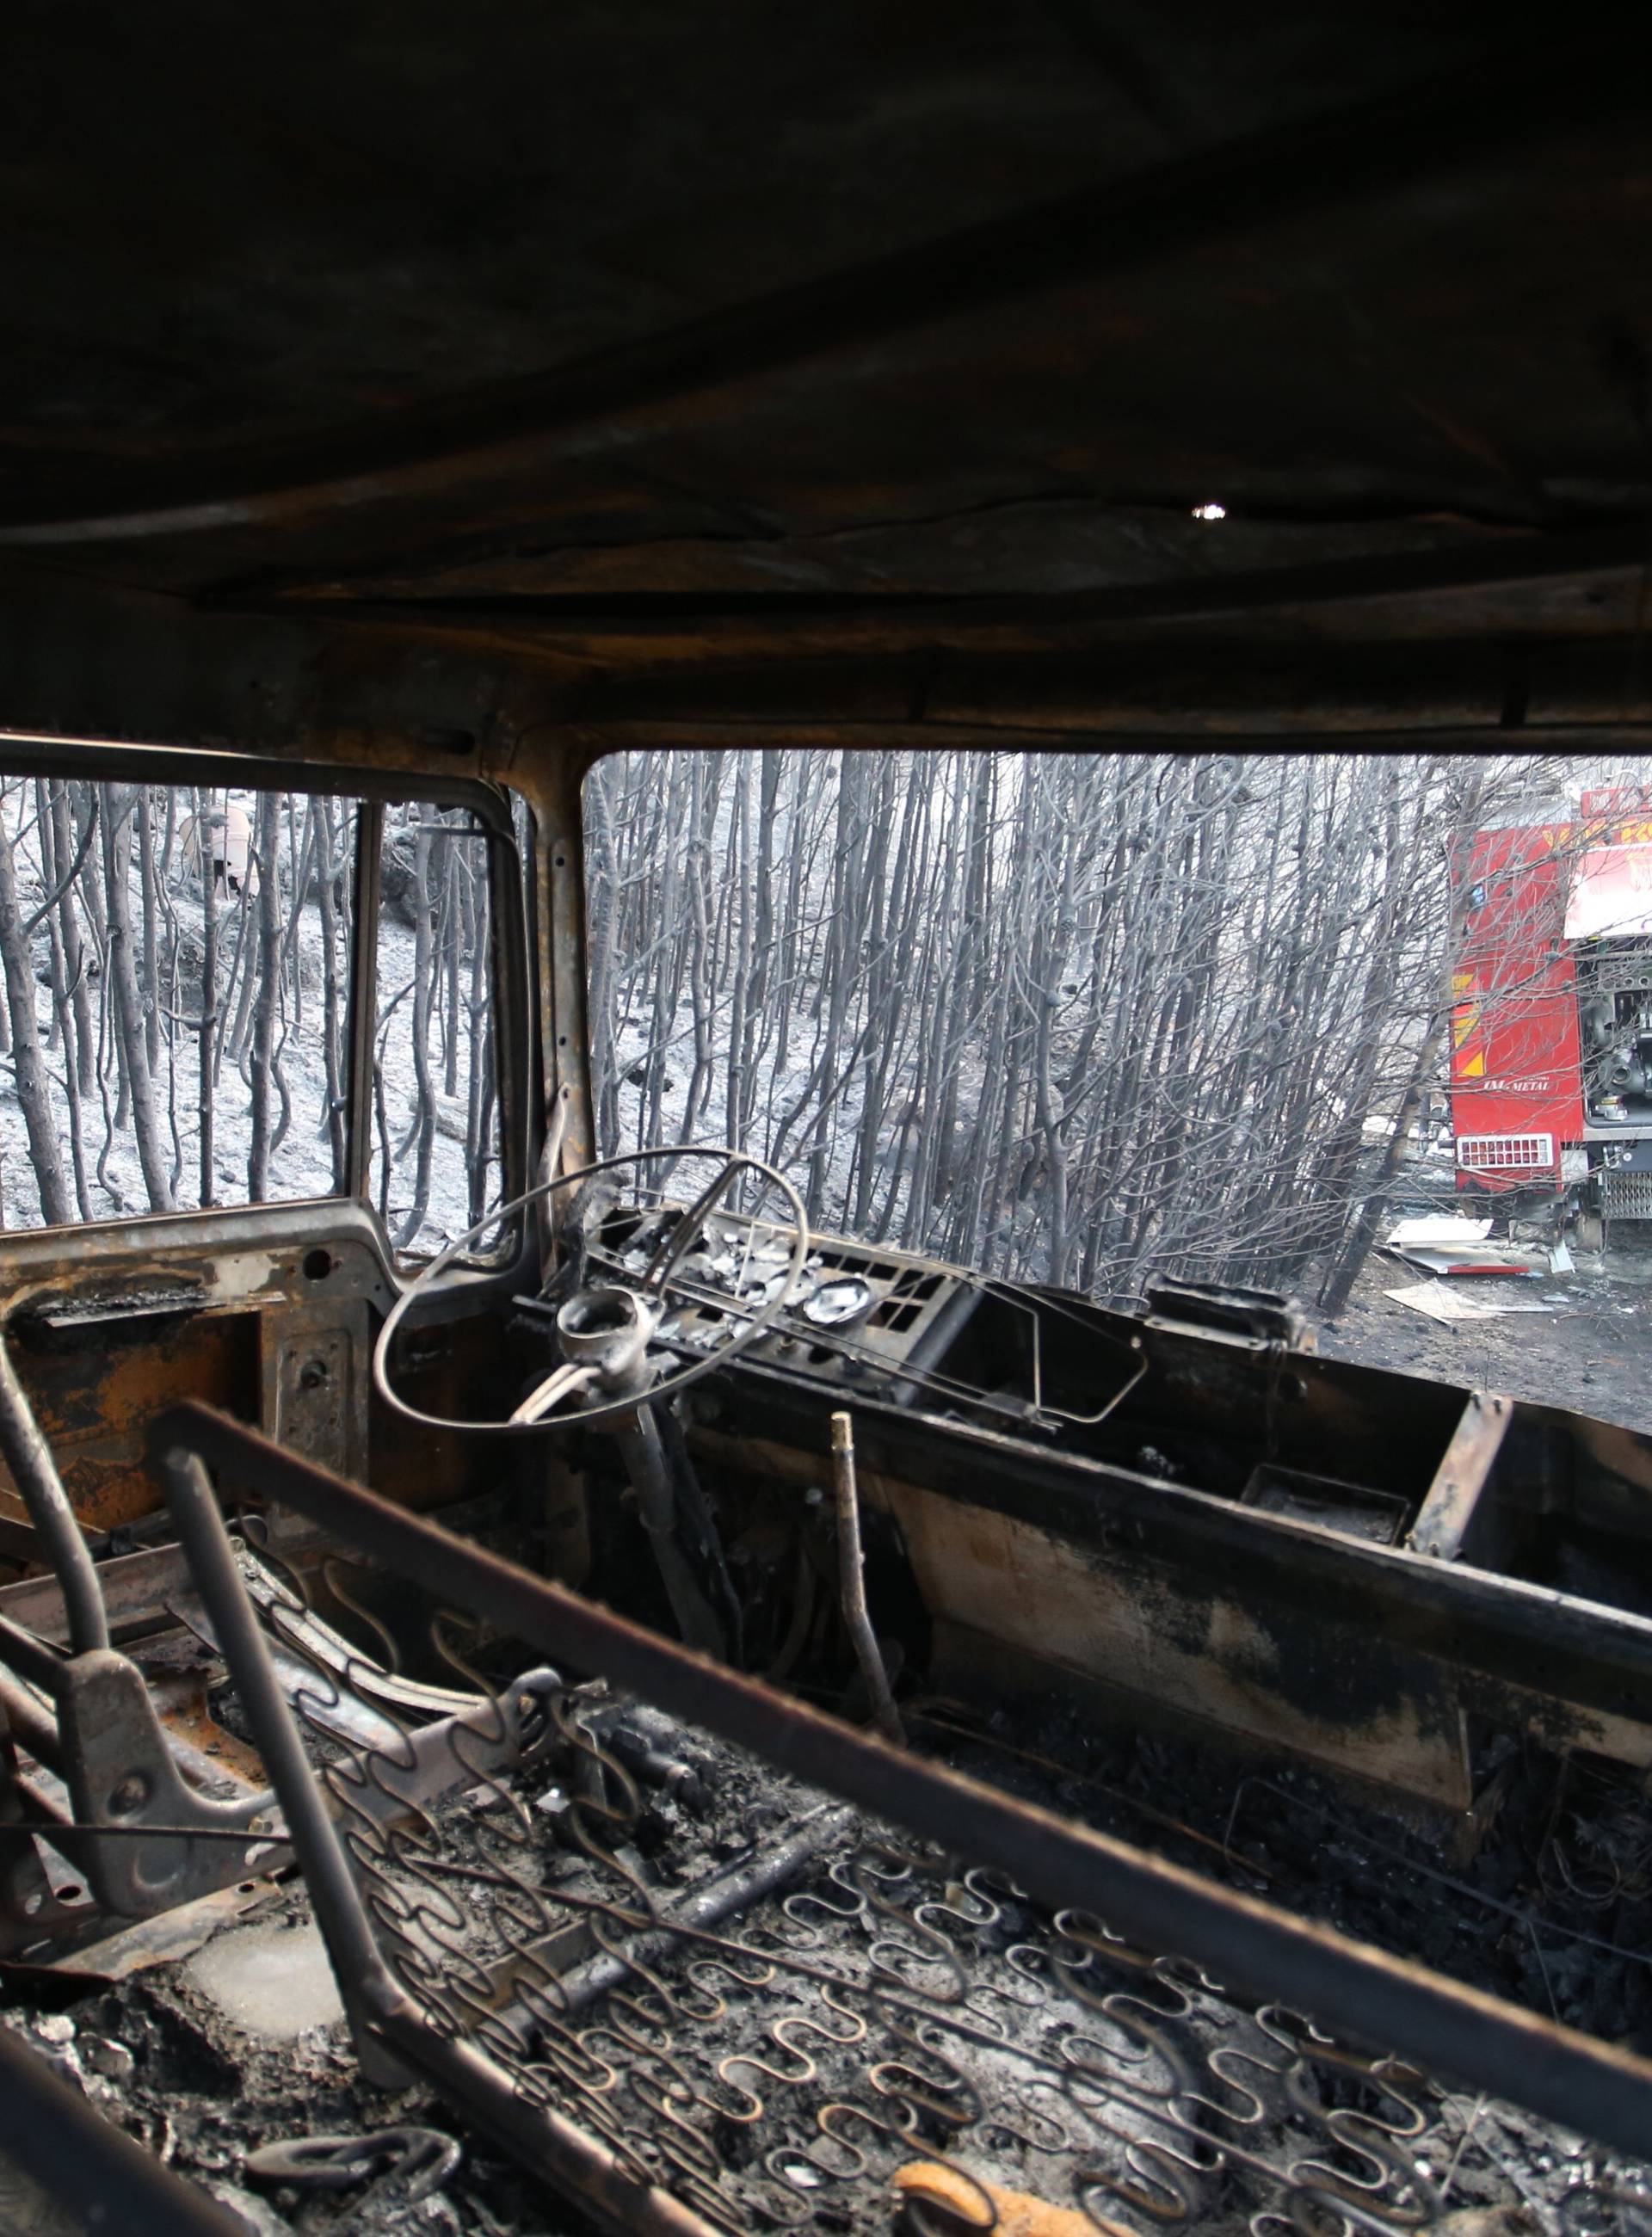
(1456, 1132), (1555, 1174)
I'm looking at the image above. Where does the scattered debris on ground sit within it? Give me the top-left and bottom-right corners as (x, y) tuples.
(1323, 1243), (1652, 1432)
(1384, 1279), (1559, 1324)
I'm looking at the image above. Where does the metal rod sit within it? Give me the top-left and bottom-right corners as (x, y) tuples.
(0, 2014), (246, 2236)
(830, 1412), (904, 1744)
(157, 1440), (720, 2237)
(151, 1400), (1652, 2164)
(549, 1802), (856, 2018)
(0, 1612), (66, 1698)
(0, 1334), (107, 1655)
(0, 1669), (61, 1769)
(344, 800), (383, 1203)
(12, 1772), (70, 1827)
(160, 1453), (412, 2067)
(613, 1407), (726, 1659)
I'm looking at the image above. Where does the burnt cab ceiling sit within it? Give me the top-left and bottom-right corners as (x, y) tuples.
(0, 7), (1649, 738)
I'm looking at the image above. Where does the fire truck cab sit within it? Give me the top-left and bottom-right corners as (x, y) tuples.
(1451, 786), (1652, 1241)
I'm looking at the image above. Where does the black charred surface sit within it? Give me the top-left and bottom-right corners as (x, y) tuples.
(0, 9), (1647, 739)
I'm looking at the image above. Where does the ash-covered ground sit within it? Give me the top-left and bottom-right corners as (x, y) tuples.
(1320, 1242), (1652, 1436)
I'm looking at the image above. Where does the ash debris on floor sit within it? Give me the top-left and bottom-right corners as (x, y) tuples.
(7, 1657), (1652, 2235)
(4, 1903), (465, 2234)
(922, 1696), (1652, 2040)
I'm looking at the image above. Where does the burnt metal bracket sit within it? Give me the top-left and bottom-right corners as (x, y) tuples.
(51, 1649), (277, 1915)
(0, 1610), (278, 1922)
(1143, 1276), (1309, 1350)
(0, 1316), (278, 1928)
(152, 1400), (1652, 2168)
(327, 1667), (561, 1834)
(1409, 1390), (1512, 1561)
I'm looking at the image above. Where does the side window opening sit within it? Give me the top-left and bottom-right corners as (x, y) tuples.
(0, 773), (503, 1249)
(0, 777), (361, 1226)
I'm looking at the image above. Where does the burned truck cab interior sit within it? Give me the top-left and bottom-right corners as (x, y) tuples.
(2, 9), (1652, 2234)
(3, 757), (1652, 2237)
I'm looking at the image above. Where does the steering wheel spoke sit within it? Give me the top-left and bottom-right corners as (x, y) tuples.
(509, 1358), (601, 1426)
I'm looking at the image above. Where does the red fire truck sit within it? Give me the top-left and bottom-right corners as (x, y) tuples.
(1450, 787), (1652, 1242)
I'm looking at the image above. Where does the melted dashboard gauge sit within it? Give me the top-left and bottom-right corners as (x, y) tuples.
(803, 1273), (875, 1326)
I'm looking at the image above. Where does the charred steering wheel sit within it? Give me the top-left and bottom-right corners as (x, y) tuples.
(372, 1144), (809, 1434)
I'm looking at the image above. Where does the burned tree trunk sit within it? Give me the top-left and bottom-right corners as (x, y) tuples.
(33, 783), (90, 1222)
(51, 786), (96, 1101)
(311, 798), (348, 1192)
(394, 823), (438, 1248)
(247, 792), (282, 1202)
(196, 787), (219, 1208)
(0, 796), (71, 1226)
(100, 783), (175, 1213)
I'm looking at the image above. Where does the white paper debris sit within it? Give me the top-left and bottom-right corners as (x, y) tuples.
(1387, 1216), (1494, 1247)
(1384, 1280), (1556, 1325)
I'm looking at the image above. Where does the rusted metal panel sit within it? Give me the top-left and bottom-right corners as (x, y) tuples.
(890, 1474), (1474, 1808)
(261, 1299), (370, 1485)
(0, 1200), (503, 1539)
(1409, 1390), (1513, 1560)
(367, 1307), (534, 1515)
(146, 1668), (266, 1792)
(3, 1308), (259, 1537)
(1568, 1414), (1652, 1507)
(699, 1401), (1652, 1783)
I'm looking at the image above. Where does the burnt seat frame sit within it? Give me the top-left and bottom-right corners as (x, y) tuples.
(154, 1398), (1652, 2213)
